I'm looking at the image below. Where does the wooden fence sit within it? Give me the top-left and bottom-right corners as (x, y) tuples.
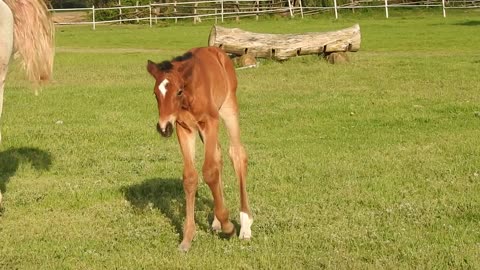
(50, 0), (480, 29)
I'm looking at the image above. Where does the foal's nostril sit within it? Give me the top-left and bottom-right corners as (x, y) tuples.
(157, 122), (173, 138)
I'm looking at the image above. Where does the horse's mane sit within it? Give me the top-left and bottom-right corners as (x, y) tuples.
(157, 52), (193, 72)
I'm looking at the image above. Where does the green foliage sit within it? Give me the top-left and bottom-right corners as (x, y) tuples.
(50, 0), (88, 8)
(1, 9), (480, 269)
(92, 0), (153, 23)
(50, 0), (151, 9)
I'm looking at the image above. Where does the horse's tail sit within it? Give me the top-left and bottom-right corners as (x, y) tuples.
(4, 0), (55, 84)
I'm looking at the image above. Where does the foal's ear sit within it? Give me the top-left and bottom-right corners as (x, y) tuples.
(147, 60), (158, 77)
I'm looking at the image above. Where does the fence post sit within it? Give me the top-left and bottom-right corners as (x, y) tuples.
(136, 1), (139, 23)
(384, 0), (389, 18)
(442, 0), (446, 17)
(92, 5), (96, 30)
(118, 0), (122, 24)
(287, 0), (294, 17)
(298, 0), (304, 18)
(149, 3), (152, 27)
(333, 0), (338, 19)
(235, 1), (240, 21)
(174, 1), (178, 24)
(256, 0), (259, 21)
(154, 5), (158, 24)
(221, 0), (224, 22)
(193, 2), (198, 24)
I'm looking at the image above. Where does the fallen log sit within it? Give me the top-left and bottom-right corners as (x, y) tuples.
(208, 24), (361, 61)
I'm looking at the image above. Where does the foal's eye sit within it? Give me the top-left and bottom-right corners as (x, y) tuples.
(177, 89), (183, 96)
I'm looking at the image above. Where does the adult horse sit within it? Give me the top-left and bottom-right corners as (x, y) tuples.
(0, 0), (55, 204)
(147, 47), (253, 251)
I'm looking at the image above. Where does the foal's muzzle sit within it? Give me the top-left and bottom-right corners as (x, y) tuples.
(157, 122), (173, 138)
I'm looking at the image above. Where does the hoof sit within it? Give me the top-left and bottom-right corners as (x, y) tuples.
(223, 221), (236, 237)
(178, 241), (191, 252)
(239, 212), (253, 240)
(218, 222), (236, 239)
(224, 225), (236, 238)
(211, 216), (221, 233)
(239, 228), (252, 240)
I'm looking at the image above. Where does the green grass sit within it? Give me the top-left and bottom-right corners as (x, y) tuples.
(1, 9), (480, 269)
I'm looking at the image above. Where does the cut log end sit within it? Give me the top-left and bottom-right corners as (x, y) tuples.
(325, 52), (350, 64)
(237, 53), (257, 67)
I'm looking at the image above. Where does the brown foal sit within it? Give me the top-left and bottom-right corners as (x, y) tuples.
(146, 47), (253, 251)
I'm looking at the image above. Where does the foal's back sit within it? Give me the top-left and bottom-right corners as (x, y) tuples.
(187, 47), (237, 110)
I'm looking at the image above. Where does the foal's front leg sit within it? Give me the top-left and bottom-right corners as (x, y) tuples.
(176, 124), (198, 252)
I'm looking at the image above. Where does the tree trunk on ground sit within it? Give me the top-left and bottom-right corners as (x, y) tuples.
(208, 24), (361, 60)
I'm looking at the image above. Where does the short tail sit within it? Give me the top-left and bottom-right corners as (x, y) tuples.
(4, 0), (55, 84)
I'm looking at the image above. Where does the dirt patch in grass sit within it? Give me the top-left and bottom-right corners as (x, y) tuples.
(52, 11), (88, 23)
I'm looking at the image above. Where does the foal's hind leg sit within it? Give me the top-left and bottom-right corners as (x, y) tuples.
(219, 99), (253, 240)
(200, 118), (235, 237)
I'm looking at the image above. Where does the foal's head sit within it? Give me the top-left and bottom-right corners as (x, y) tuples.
(146, 53), (193, 137)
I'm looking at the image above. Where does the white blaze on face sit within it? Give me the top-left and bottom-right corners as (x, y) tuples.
(158, 79), (169, 97)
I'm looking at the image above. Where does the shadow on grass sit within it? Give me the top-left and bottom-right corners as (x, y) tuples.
(453, 20), (480, 26)
(122, 178), (233, 239)
(0, 147), (52, 194)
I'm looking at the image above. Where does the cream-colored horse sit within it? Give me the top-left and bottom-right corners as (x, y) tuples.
(0, 0), (54, 205)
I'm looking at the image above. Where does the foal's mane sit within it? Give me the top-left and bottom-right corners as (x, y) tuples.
(157, 52), (193, 72)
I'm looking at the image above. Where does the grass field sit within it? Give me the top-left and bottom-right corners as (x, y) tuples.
(1, 9), (479, 269)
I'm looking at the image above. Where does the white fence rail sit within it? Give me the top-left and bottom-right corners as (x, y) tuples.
(50, 0), (480, 29)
